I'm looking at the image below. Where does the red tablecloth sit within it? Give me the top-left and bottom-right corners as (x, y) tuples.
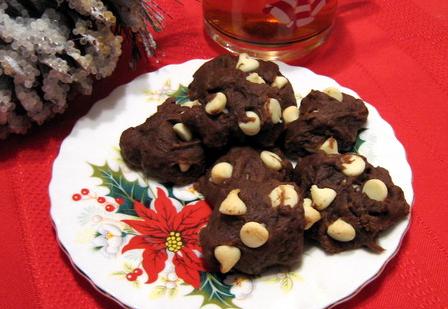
(1, 0), (447, 308)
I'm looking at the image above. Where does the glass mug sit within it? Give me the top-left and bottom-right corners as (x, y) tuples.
(203, 0), (338, 60)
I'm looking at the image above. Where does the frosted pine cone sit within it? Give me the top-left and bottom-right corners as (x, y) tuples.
(0, 0), (162, 139)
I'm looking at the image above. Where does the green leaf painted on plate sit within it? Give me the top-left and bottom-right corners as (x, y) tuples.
(124, 262), (135, 273)
(150, 285), (167, 299)
(187, 272), (239, 309)
(171, 84), (190, 104)
(112, 271), (127, 276)
(280, 277), (293, 292)
(89, 162), (152, 217)
(352, 129), (367, 153)
(122, 226), (136, 235)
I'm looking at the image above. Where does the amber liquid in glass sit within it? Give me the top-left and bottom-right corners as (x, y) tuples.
(204, 0), (337, 59)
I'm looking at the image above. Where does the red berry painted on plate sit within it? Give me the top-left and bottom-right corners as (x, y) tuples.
(97, 196), (106, 203)
(126, 273), (137, 281)
(81, 188), (90, 195)
(72, 193), (81, 201)
(115, 197), (125, 205)
(133, 268), (143, 276)
(105, 204), (115, 212)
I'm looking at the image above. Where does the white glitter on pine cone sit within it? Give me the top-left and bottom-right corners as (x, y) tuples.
(0, 0), (159, 139)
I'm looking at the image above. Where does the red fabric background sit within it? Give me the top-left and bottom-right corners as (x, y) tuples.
(1, 0), (447, 308)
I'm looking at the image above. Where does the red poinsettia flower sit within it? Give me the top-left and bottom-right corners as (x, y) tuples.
(122, 188), (211, 288)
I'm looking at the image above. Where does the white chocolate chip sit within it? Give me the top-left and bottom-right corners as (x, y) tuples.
(178, 163), (190, 172)
(173, 123), (192, 142)
(246, 72), (266, 84)
(323, 87), (343, 102)
(205, 92), (227, 115)
(303, 198), (321, 230)
(236, 53), (260, 72)
(310, 185), (337, 210)
(362, 179), (388, 201)
(182, 100), (201, 108)
(269, 184), (299, 208)
(240, 222), (269, 248)
(214, 245), (241, 273)
(341, 154), (366, 176)
(319, 137), (339, 154)
(260, 150), (282, 170)
(271, 76), (288, 89)
(327, 218), (356, 242)
(265, 98), (282, 124)
(303, 198), (313, 208)
(282, 106), (299, 124)
(210, 162), (233, 184)
(219, 189), (247, 216)
(238, 111), (261, 136)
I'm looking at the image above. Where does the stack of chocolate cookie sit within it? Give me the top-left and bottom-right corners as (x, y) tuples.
(120, 53), (410, 275)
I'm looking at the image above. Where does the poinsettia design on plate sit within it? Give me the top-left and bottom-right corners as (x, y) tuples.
(121, 188), (211, 288)
(81, 160), (240, 307)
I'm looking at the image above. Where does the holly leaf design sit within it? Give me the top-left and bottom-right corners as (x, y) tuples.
(171, 84), (190, 104)
(89, 162), (152, 217)
(187, 272), (240, 309)
(352, 129), (367, 153)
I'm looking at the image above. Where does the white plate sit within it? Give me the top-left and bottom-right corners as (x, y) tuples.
(50, 59), (413, 309)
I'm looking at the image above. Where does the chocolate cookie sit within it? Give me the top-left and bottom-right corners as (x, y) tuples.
(200, 179), (304, 275)
(294, 152), (410, 253)
(197, 146), (304, 274)
(120, 98), (206, 185)
(284, 89), (368, 157)
(188, 53), (297, 148)
(195, 147), (293, 208)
